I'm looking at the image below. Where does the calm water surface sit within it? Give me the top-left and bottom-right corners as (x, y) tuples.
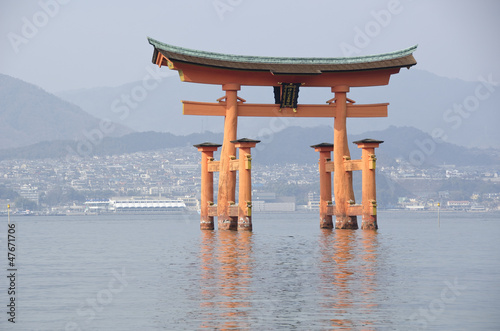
(1, 211), (499, 330)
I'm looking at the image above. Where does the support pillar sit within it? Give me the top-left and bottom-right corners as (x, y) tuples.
(218, 84), (240, 230)
(354, 139), (384, 230)
(194, 142), (222, 230)
(311, 143), (334, 229)
(332, 86), (358, 229)
(232, 138), (260, 231)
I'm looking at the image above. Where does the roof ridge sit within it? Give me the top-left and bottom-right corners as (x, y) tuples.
(148, 37), (417, 65)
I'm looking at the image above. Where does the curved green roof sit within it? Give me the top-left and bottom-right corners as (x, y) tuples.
(148, 37), (417, 74)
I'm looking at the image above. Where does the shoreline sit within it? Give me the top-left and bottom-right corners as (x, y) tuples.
(2, 208), (499, 217)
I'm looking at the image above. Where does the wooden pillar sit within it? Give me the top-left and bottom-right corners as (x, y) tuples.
(354, 139), (383, 230)
(232, 138), (260, 231)
(332, 86), (358, 229)
(218, 84), (240, 230)
(194, 142), (221, 230)
(311, 143), (334, 229)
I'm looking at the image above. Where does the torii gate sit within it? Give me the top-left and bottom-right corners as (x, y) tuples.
(148, 38), (417, 231)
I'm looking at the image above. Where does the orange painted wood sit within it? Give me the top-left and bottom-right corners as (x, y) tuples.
(318, 150), (333, 228)
(237, 145), (254, 231)
(217, 86), (239, 230)
(229, 205), (239, 217)
(151, 41), (411, 230)
(199, 150), (215, 230)
(171, 61), (400, 87)
(327, 204), (363, 216)
(183, 101), (388, 118)
(325, 161), (335, 173)
(332, 86), (358, 229)
(353, 140), (382, 229)
(344, 159), (363, 171)
(230, 159), (239, 171)
(183, 101), (226, 116)
(208, 160), (219, 172)
(208, 204), (239, 217)
(155, 53), (165, 67)
(208, 205), (218, 217)
(361, 146), (378, 228)
(208, 159), (239, 172)
(347, 205), (363, 216)
(346, 103), (388, 117)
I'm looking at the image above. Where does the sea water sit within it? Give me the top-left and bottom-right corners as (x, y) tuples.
(1, 211), (499, 330)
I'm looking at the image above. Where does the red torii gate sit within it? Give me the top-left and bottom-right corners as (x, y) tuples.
(148, 38), (417, 230)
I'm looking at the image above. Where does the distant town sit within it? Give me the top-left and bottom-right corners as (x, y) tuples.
(0, 146), (499, 216)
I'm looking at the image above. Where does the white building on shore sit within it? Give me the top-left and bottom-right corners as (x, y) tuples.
(85, 197), (186, 213)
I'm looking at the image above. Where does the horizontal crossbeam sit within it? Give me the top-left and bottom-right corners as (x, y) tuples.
(183, 101), (388, 118)
(208, 159), (239, 172)
(344, 159), (363, 171)
(324, 159), (364, 173)
(208, 205), (238, 217)
(325, 161), (334, 173)
(326, 204), (363, 216)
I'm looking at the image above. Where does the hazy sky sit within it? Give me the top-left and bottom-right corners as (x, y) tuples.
(1, 0), (499, 92)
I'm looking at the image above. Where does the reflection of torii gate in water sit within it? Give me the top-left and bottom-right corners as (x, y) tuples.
(148, 38), (417, 231)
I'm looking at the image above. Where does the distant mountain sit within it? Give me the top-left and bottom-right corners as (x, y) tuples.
(252, 125), (500, 167)
(56, 69), (500, 148)
(56, 74), (226, 136)
(0, 74), (132, 149)
(0, 125), (498, 168)
(0, 131), (224, 161)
